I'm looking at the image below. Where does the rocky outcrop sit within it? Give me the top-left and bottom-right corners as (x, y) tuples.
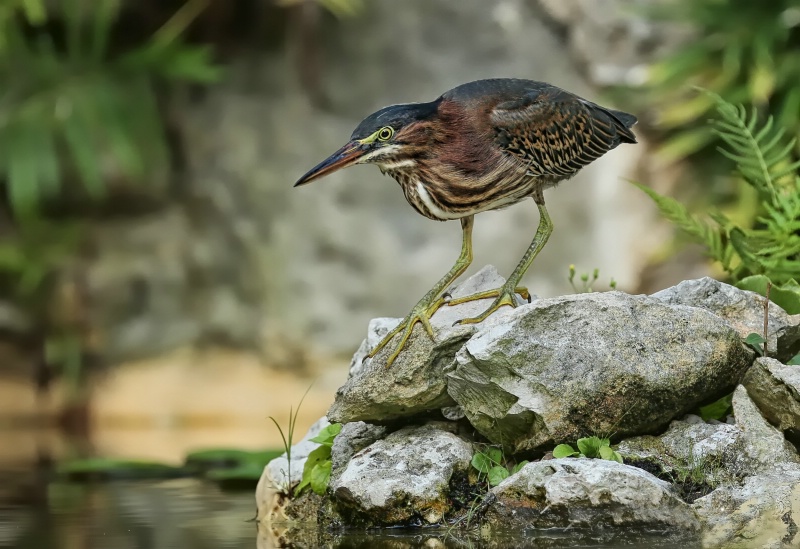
(332, 268), (753, 454)
(447, 290), (752, 453)
(328, 267), (523, 423)
(330, 424), (473, 525)
(330, 421), (388, 477)
(257, 273), (800, 547)
(654, 277), (800, 362)
(693, 465), (800, 549)
(487, 458), (700, 532)
(743, 357), (800, 435)
(619, 386), (800, 488)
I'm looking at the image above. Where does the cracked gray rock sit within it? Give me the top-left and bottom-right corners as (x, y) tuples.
(619, 386), (799, 486)
(487, 458), (701, 532)
(743, 357), (800, 435)
(328, 266), (524, 423)
(330, 421), (388, 480)
(447, 290), (754, 453)
(330, 424), (473, 524)
(653, 277), (800, 362)
(693, 464), (800, 549)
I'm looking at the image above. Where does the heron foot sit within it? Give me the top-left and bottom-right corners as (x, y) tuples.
(450, 284), (529, 326)
(365, 296), (446, 368)
(446, 286), (530, 306)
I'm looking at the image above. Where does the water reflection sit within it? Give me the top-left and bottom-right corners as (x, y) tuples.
(1, 476), (255, 549)
(0, 471), (701, 549)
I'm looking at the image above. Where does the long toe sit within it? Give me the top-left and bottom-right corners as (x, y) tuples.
(447, 286), (529, 306)
(453, 289), (518, 326)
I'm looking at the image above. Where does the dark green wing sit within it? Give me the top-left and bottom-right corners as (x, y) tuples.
(490, 86), (637, 178)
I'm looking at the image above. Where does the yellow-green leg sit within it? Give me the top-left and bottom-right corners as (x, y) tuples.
(366, 216), (475, 367)
(450, 198), (553, 325)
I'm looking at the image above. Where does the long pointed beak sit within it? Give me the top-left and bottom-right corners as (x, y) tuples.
(294, 141), (367, 187)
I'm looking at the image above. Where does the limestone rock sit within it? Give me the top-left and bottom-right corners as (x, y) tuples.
(731, 385), (800, 470)
(619, 386), (798, 488)
(653, 277), (800, 362)
(693, 465), (800, 549)
(447, 291), (753, 453)
(330, 424), (473, 525)
(487, 458), (700, 532)
(330, 421), (388, 478)
(328, 267), (522, 423)
(743, 357), (800, 434)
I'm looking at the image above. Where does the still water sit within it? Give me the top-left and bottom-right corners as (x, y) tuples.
(0, 470), (702, 549)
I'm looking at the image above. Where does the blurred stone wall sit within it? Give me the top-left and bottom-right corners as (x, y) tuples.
(82, 0), (680, 365)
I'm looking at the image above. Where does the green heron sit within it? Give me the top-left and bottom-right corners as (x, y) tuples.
(295, 78), (637, 367)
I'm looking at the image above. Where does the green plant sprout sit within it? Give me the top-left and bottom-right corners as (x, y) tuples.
(268, 386), (311, 492)
(294, 422), (341, 496)
(470, 446), (528, 487)
(553, 436), (623, 463)
(568, 265), (617, 294)
(743, 333), (768, 357)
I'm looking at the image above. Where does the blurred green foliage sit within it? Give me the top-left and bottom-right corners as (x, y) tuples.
(0, 0), (220, 216)
(634, 91), (800, 313)
(0, 0), (220, 394)
(279, 0), (364, 17)
(0, 0), (364, 397)
(635, 0), (800, 164)
(57, 448), (283, 489)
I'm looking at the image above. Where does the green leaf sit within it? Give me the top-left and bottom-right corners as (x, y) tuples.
(576, 436), (605, 458)
(61, 108), (105, 199)
(599, 446), (624, 464)
(511, 461), (529, 474)
(736, 276), (800, 315)
(553, 444), (579, 459)
(471, 452), (492, 474)
(310, 461), (332, 495)
(744, 333), (766, 345)
(486, 447), (503, 465)
(787, 354), (800, 366)
(743, 332), (766, 356)
(309, 423), (342, 446)
(699, 393), (733, 421)
(656, 127), (716, 162)
(294, 444), (331, 496)
(487, 466), (510, 487)
(57, 458), (186, 481)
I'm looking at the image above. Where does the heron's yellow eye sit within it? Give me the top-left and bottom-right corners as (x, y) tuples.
(377, 126), (394, 141)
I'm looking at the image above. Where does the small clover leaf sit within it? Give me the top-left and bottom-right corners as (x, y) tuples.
(553, 444), (579, 458)
(488, 466), (510, 486)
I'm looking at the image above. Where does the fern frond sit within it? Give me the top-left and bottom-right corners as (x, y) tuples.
(700, 90), (800, 206)
(630, 181), (732, 268)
